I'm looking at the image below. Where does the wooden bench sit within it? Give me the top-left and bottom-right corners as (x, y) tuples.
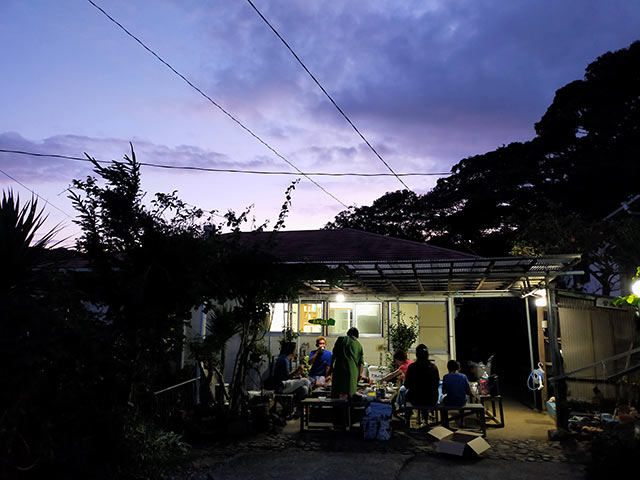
(437, 402), (486, 437)
(273, 393), (294, 418)
(404, 403), (439, 427)
(478, 394), (505, 428)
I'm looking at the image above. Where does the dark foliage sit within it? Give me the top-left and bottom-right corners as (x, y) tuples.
(327, 41), (640, 292)
(587, 424), (640, 479)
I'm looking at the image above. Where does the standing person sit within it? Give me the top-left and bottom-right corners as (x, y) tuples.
(442, 359), (471, 406)
(273, 342), (311, 417)
(330, 327), (364, 398)
(308, 336), (332, 388)
(381, 349), (413, 384)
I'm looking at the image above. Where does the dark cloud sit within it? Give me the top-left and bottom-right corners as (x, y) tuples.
(0, 132), (286, 184)
(182, 0), (640, 166)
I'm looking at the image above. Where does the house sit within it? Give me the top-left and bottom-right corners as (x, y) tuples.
(188, 228), (580, 383)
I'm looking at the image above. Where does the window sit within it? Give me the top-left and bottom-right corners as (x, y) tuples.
(299, 302), (323, 334)
(417, 303), (448, 352)
(389, 302), (448, 352)
(389, 302), (420, 348)
(328, 302), (352, 335)
(328, 302), (382, 336)
(268, 302), (296, 333)
(355, 303), (382, 335)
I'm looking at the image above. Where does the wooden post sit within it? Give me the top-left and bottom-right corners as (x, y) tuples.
(546, 285), (569, 430)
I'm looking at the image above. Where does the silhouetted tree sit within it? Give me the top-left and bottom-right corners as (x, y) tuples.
(327, 41), (640, 292)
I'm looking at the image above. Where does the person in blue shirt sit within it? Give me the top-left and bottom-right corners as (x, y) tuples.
(308, 336), (332, 388)
(273, 342), (311, 417)
(442, 359), (471, 406)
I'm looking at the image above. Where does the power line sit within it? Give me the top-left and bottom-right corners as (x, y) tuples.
(86, 0), (348, 208)
(245, 0), (410, 191)
(0, 167), (73, 219)
(0, 148), (451, 177)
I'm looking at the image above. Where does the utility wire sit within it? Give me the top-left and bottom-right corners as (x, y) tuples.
(86, 0), (347, 208)
(245, 0), (410, 191)
(0, 149), (451, 177)
(0, 167), (73, 218)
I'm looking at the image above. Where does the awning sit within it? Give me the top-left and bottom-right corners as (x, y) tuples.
(293, 255), (581, 295)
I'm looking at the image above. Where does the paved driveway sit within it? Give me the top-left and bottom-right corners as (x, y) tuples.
(182, 451), (585, 480)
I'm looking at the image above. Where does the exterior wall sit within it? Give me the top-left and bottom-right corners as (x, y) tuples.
(180, 306), (205, 369)
(556, 293), (638, 402)
(185, 292), (496, 386)
(265, 294), (454, 374)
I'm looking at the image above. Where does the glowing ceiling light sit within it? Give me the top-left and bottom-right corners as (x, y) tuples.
(335, 293), (346, 303)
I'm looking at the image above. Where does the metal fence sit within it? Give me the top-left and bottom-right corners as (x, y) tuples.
(153, 377), (200, 423)
(557, 293), (639, 402)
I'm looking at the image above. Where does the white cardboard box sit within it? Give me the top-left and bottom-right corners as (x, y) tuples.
(428, 426), (491, 456)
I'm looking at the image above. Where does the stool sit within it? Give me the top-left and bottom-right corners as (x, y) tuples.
(274, 393), (294, 418)
(437, 403), (486, 437)
(404, 403), (439, 428)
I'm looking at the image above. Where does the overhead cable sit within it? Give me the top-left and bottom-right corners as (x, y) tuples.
(245, 0), (410, 191)
(0, 148), (451, 177)
(0, 167), (73, 218)
(86, 0), (347, 208)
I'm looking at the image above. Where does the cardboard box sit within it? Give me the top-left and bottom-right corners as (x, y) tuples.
(428, 426), (491, 456)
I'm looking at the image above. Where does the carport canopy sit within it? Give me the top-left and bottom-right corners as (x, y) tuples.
(233, 228), (581, 295)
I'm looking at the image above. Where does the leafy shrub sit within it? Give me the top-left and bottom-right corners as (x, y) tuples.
(587, 424), (640, 479)
(118, 415), (190, 480)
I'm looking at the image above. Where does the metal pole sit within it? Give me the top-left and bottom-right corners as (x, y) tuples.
(195, 304), (205, 404)
(524, 296), (537, 409)
(447, 296), (456, 359)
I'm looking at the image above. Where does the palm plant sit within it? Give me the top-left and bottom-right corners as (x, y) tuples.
(0, 190), (60, 291)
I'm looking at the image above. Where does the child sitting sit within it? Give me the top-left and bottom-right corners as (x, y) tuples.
(442, 359), (471, 406)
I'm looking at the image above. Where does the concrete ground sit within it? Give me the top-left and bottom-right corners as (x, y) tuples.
(477, 396), (556, 441)
(176, 397), (589, 480)
(184, 451), (584, 480)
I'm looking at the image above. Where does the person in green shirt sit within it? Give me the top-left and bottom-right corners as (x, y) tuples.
(330, 327), (364, 397)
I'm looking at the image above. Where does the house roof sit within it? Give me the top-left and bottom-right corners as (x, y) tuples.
(235, 228), (477, 263)
(233, 229), (581, 295)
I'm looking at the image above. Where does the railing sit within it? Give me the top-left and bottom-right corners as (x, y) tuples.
(153, 377), (200, 423)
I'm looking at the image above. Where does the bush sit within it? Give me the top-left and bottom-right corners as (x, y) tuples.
(117, 414), (190, 480)
(587, 424), (640, 479)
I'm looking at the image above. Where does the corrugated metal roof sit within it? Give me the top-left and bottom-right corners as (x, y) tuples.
(233, 229), (581, 294)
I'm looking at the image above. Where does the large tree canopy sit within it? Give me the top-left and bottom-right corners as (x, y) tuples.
(327, 41), (640, 292)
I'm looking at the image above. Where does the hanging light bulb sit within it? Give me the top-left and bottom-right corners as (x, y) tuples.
(535, 296), (547, 307)
(335, 293), (345, 303)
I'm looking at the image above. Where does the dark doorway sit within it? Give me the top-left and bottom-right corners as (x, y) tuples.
(454, 297), (537, 407)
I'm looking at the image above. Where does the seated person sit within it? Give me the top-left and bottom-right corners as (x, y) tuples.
(400, 344), (440, 424)
(381, 349), (413, 384)
(273, 342), (311, 416)
(467, 362), (480, 382)
(442, 359), (471, 406)
(308, 336), (332, 387)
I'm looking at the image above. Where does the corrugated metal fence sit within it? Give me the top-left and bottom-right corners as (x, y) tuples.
(557, 293), (639, 402)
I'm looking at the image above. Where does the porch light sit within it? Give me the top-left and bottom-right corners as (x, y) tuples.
(632, 279), (640, 296)
(534, 296), (547, 307)
(335, 293), (346, 303)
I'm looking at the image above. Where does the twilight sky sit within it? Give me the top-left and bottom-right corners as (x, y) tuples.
(1, 0), (639, 245)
